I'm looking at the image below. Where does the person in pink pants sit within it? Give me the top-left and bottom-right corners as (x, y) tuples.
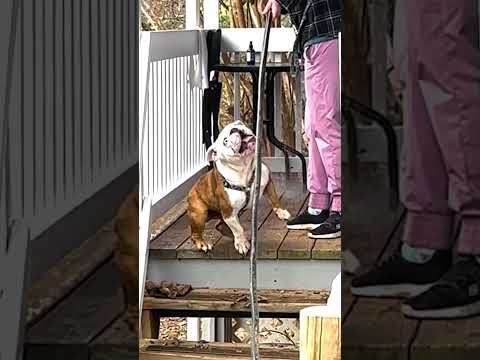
(263, 0), (342, 239)
(352, 0), (480, 319)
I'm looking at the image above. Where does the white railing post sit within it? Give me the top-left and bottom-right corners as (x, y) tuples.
(186, 0), (201, 29)
(204, 0), (219, 29)
(139, 32), (151, 205)
(273, 53), (282, 156)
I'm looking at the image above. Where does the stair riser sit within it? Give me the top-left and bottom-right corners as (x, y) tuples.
(147, 259), (340, 290)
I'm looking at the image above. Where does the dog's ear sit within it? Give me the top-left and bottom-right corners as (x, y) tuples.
(206, 144), (217, 162)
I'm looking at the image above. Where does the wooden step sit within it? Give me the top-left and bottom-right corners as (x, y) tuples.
(144, 288), (329, 315)
(26, 224), (116, 325)
(140, 341), (299, 360)
(25, 260), (124, 360)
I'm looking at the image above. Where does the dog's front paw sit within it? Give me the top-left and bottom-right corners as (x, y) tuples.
(194, 240), (214, 253)
(234, 237), (251, 255)
(274, 208), (291, 220)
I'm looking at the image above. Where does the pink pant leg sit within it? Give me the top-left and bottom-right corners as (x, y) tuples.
(304, 39), (341, 211)
(403, 0), (480, 253)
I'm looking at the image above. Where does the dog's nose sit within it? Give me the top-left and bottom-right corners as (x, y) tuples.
(228, 132), (242, 151)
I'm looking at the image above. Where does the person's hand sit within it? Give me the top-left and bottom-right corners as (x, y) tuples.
(262, 0), (281, 20)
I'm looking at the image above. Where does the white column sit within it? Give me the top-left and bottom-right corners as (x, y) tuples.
(185, 0), (201, 29)
(204, 0), (219, 29)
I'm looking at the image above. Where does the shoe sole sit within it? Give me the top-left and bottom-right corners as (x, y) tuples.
(287, 224), (321, 230)
(350, 283), (434, 298)
(402, 299), (480, 319)
(308, 231), (341, 239)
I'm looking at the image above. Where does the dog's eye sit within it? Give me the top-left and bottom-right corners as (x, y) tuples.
(223, 138), (228, 145)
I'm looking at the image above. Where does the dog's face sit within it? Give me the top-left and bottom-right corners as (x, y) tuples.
(207, 121), (256, 163)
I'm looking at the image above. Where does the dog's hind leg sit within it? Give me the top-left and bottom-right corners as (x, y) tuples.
(264, 179), (291, 220)
(188, 203), (213, 252)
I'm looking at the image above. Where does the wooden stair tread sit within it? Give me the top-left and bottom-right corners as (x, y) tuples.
(26, 225), (116, 325)
(90, 313), (137, 360)
(26, 260), (124, 346)
(140, 341), (299, 360)
(143, 288), (329, 314)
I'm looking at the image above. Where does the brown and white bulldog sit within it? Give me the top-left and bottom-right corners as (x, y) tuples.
(187, 121), (291, 255)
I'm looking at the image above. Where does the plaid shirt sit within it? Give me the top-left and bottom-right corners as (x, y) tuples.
(277, 0), (342, 52)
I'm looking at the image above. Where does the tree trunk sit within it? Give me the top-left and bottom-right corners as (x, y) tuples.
(231, 0), (246, 28)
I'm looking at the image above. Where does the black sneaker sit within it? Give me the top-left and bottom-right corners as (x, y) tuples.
(286, 209), (329, 230)
(308, 212), (342, 239)
(402, 257), (480, 319)
(351, 250), (452, 298)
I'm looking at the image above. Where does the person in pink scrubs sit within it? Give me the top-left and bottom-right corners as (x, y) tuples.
(352, 0), (480, 319)
(263, 0), (342, 239)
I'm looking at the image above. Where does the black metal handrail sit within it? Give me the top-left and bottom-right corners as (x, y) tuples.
(342, 94), (400, 207)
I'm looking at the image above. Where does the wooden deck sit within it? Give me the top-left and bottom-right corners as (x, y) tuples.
(140, 341), (298, 360)
(150, 174), (341, 260)
(342, 164), (480, 359)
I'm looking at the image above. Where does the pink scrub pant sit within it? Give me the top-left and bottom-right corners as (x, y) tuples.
(402, 0), (480, 254)
(304, 39), (341, 212)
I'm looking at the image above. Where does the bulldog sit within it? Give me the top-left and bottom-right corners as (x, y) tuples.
(187, 120), (291, 255)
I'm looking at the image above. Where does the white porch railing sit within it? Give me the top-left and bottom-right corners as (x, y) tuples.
(0, 0), (138, 242)
(139, 30), (207, 216)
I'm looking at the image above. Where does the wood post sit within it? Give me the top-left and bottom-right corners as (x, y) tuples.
(142, 310), (160, 339)
(300, 306), (341, 360)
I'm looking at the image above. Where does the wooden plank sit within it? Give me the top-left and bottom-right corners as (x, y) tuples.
(143, 288), (328, 314)
(278, 231), (313, 260)
(311, 238), (341, 260)
(209, 198), (278, 260)
(27, 260), (124, 346)
(90, 312), (138, 360)
(342, 298), (416, 360)
(141, 310), (160, 340)
(277, 201), (311, 260)
(141, 341), (299, 360)
(149, 214), (191, 259)
(26, 226), (115, 324)
(258, 178), (306, 259)
(411, 319), (480, 360)
(300, 312), (341, 360)
(149, 199), (186, 241)
(176, 220), (224, 260)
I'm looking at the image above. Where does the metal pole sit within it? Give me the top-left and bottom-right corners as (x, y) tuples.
(250, 11), (272, 360)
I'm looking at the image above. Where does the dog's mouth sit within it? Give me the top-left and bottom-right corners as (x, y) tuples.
(230, 128), (255, 154)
